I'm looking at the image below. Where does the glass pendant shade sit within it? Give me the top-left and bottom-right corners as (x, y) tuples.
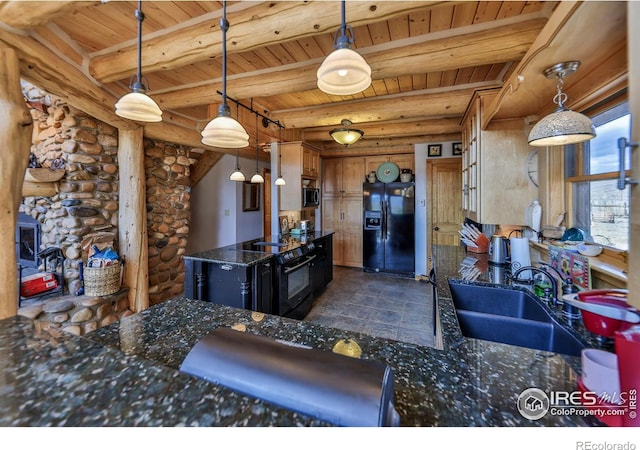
(528, 108), (596, 146)
(317, 48), (371, 96)
(202, 114), (250, 148)
(115, 91), (163, 122)
(114, 1), (162, 123)
(329, 119), (364, 146)
(275, 176), (286, 186)
(229, 168), (246, 182)
(317, 0), (371, 96)
(251, 172), (264, 183)
(201, 0), (249, 149)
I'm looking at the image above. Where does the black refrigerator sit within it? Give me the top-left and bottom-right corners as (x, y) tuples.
(363, 182), (415, 277)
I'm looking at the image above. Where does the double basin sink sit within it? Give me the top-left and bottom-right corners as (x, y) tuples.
(448, 280), (586, 356)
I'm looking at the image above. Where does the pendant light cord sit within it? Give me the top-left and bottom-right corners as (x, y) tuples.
(334, 0), (353, 49)
(218, 0), (231, 117)
(131, 0), (147, 93)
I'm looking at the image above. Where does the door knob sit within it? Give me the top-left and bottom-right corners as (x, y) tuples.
(433, 226), (440, 231)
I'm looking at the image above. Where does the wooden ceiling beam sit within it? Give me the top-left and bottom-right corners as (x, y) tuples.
(89, 1), (439, 84)
(0, 1), (95, 30)
(302, 117), (461, 141)
(271, 87), (480, 129)
(153, 17), (545, 110)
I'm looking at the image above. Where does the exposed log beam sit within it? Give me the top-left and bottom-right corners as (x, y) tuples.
(303, 117), (461, 142)
(154, 17), (545, 110)
(190, 150), (224, 187)
(0, 1), (96, 30)
(90, 1), (441, 83)
(272, 87), (480, 129)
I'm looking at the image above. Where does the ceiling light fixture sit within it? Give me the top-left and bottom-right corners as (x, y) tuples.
(528, 61), (596, 147)
(317, 0), (371, 96)
(201, 0), (249, 148)
(329, 119), (364, 146)
(250, 105), (264, 184)
(114, 0), (162, 122)
(275, 125), (286, 186)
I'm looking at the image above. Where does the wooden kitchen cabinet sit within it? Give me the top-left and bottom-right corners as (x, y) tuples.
(322, 156), (364, 267)
(280, 141), (321, 210)
(322, 196), (362, 267)
(365, 155), (414, 178)
(322, 157), (365, 196)
(461, 89), (537, 225)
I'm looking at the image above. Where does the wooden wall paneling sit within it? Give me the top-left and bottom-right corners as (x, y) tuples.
(627, 1), (639, 309)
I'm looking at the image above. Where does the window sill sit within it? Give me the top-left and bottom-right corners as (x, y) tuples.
(529, 240), (627, 287)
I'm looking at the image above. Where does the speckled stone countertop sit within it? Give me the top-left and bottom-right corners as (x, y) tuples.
(183, 231), (335, 266)
(0, 242), (600, 427)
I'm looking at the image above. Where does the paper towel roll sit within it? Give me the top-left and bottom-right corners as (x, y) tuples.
(510, 237), (531, 279)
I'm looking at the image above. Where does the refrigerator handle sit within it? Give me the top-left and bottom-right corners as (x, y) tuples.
(381, 200), (387, 237)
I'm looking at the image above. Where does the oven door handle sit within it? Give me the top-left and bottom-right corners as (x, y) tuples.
(284, 255), (317, 274)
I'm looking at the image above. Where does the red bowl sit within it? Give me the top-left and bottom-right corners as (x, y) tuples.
(577, 290), (631, 338)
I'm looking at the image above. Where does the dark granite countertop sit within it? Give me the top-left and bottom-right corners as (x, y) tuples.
(183, 230), (335, 266)
(0, 242), (602, 427)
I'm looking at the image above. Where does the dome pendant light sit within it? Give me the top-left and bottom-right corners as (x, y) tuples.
(201, 0), (249, 148)
(250, 108), (264, 184)
(114, 0), (163, 122)
(317, 0), (371, 96)
(329, 119), (364, 146)
(528, 61), (596, 147)
(275, 125), (286, 186)
(229, 147), (245, 181)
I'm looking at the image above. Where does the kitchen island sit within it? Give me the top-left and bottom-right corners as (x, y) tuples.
(0, 244), (598, 426)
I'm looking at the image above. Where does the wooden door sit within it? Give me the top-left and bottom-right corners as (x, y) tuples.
(428, 158), (462, 251)
(341, 157), (365, 195)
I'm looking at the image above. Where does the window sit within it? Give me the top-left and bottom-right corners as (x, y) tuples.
(567, 101), (630, 250)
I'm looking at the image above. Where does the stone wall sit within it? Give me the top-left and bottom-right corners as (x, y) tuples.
(22, 83), (119, 296)
(21, 81), (192, 312)
(144, 140), (191, 305)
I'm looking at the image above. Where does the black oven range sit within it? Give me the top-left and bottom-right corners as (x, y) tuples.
(235, 236), (317, 320)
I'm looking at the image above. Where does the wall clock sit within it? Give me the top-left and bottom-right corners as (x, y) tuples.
(526, 149), (539, 188)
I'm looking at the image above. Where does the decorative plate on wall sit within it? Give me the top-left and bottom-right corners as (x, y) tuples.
(376, 162), (400, 183)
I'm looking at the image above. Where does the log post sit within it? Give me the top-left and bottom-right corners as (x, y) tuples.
(0, 48), (33, 319)
(118, 127), (149, 312)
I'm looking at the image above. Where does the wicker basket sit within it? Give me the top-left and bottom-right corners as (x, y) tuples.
(83, 260), (122, 297)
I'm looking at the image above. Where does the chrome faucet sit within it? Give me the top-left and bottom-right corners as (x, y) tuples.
(511, 266), (559, 306)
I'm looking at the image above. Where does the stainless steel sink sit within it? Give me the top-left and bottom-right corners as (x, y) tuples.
(448, 280), (586, 356)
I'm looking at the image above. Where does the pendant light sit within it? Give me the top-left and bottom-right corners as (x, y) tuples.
(201, 0), (249, 148)
(114, 0), (163, 122)
(229, 147), (245, 182)
(250, 109), (264, 184)
(317, 0), (371, 96)
(528, 61), (596, 147)
(329, 119), (364, 146)
(275, 125), (286, 186)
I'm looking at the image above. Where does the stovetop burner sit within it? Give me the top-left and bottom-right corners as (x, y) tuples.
(233, 235), (317, 264)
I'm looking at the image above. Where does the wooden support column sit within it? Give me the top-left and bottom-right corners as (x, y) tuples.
(118, 127), (149, 313)
(0, 48), (33, 319)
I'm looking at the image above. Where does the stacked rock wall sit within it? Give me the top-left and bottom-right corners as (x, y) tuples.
(21, 81), (192, 316)
(144, 140), (191, 305)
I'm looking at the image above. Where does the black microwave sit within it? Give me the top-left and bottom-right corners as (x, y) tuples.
(302, 188), (320, 207)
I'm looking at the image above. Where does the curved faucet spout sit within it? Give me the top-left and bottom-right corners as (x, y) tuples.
(511, 266), (559, 306)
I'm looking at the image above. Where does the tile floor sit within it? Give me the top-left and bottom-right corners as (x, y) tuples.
(304, 266), (437, 348)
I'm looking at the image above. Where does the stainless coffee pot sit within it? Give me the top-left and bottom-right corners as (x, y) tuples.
(489, 235), (509, 265)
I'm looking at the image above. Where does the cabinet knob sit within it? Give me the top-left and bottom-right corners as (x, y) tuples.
(433, 226), (440, 231)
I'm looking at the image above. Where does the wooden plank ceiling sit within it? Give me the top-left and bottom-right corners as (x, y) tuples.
(0, 0), (557, 168)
